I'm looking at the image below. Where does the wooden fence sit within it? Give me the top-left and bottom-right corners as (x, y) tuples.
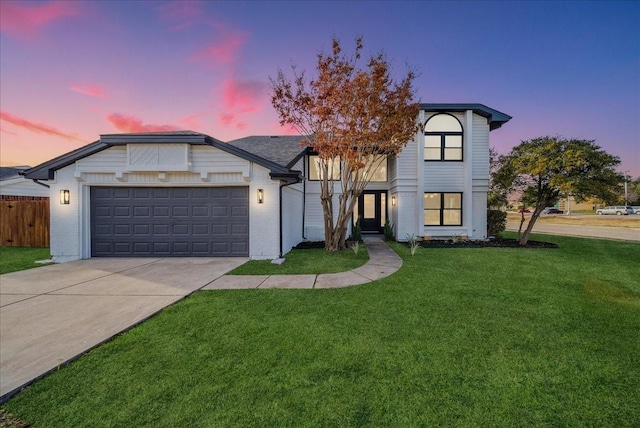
(0, 199), (50, 247)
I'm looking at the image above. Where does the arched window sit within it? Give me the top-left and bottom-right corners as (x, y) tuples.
(424, 113), (463, 161)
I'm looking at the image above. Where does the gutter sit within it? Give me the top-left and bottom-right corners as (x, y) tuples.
(32, 179), (50, 188)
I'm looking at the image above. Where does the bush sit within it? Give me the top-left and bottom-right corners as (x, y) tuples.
(383, 218), (394, 241)
(487, 209), (507, 237)
(351, 217), (362, 241)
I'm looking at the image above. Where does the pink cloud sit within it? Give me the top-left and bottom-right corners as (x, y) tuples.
(217, 113), (248, 131)
(0, 110), (84, 141)
(157, 1), (203, 31)
(178, 113), (206, 131)
(70, 84), (109, 98)
(192, 31), (249, 66)
(106, 113), (180, 133)
(269, 122), (300, 135)
(0, 1), (80, 39)
(222, 78), (265, 112)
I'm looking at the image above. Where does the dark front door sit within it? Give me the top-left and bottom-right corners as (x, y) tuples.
(355, 191), (387, 233)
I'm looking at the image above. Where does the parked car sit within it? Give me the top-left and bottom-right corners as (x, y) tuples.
(595, 206), (634, 215)
(542, 208), (564, 214)
(633, 206), (640, 215)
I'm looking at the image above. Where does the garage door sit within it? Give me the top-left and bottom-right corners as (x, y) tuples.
(90, 187), (249, 257)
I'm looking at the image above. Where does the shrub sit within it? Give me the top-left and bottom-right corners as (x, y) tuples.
(351, 217), (362, 241)
(383, 218), (394, 241)
(406, 234), (420, 256)
(487, 209), (507, 237)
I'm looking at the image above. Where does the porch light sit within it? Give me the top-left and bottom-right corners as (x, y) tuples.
(257, 189), (264, 204)
(60, 189), (70, 205)
(392, 196), (396, 206)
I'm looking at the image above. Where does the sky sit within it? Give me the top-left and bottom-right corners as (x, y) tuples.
(1, 0), (638, 176)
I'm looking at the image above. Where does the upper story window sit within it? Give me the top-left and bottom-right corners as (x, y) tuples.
(424, 113), (463, 161)
(353, 155), (387, 182)
(308, 155), (341, 180)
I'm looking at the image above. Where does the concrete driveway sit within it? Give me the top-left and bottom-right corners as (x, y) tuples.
(0, 257), (247, 402)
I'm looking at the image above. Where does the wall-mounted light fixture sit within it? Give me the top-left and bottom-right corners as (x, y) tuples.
(392, 196), (396, 206)
(257, 189), (264, 204)
(60, 189), (70, 205)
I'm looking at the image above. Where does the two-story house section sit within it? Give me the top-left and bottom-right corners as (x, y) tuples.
(23, 104), (509, 263)
(303, 103), (511, 242)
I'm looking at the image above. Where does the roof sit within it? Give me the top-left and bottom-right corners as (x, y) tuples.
(23, 131), (302, 182)
(0, 166), (30, 181)
(226, 135), (309, 168)
(420, 103), (512, 130)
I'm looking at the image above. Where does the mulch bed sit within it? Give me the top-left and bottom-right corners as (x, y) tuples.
(417, 238), (558, 249)
(294, 238), (558, 250)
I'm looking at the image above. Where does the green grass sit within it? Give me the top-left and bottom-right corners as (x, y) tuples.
(0, 247), (50, 275)
(228, 246), (369, 275)
(3, 235), (639, 427)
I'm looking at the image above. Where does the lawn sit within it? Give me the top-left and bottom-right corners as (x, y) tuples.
(2, 235), (639, 427)
(0, 247), (50, 275)
(228, 246), (369, 275)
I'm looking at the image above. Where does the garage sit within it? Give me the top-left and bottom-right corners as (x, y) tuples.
(90, 187), (249, 257)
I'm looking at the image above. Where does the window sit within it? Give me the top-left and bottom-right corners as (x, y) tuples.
(424, 113), (463, 161)
(308, 155), (340, 180)
(424, 193), (462, 226)
(353, 155), (387, 182)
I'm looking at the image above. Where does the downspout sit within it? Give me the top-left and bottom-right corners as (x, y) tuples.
(302, 157), (307, 239)
(32, 179), (50, 188)
(279, 177), (301, 258)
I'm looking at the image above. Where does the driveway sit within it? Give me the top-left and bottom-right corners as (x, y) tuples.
(0, 257), (247, 402)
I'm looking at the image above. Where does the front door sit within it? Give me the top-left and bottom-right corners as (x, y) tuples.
(354, 191), (387, 233)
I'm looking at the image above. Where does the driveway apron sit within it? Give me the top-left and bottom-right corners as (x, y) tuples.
(0, 257), (247, 402)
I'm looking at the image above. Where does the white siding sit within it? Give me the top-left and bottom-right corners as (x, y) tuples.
(472, 114), (490, 185)
(282, 184), (303, 255)
(472, 191), (488, 239)
(248, 166), (281, 259)
(77, 146), (127, 170)
(423, 163), (465, 189)
(50, 165), (83, 262)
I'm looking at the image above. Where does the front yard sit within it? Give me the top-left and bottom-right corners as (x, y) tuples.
(2, 235), (639, 427)
(0, 247), (50, 275)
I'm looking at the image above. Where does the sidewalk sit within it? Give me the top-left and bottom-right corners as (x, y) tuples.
(203, 236), (402, 290)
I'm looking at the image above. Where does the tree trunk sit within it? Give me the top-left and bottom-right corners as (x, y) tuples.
(520, 206), (544, 245)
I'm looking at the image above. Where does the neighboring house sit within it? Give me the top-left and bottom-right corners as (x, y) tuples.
(0, 166), (49, 200)
(23, 103), (510, 262)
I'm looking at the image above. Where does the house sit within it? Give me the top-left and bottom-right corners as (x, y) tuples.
(23, 103), (510, 262)
(0, 166), (49, 200)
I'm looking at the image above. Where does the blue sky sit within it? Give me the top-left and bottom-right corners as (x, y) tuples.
(1, 0), (638, 175)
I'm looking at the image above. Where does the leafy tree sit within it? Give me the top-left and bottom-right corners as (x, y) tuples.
(270, 38), (419, 251)
(488, 147), (507, 209)
(494, 136), (622, 245)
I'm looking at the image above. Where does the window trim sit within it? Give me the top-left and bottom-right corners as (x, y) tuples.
(424, 192), (463, 226)
(424, 113), (464, 162)
(307, 154), (341, 181)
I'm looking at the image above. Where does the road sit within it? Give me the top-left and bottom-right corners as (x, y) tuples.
(506, 220), (640, 242)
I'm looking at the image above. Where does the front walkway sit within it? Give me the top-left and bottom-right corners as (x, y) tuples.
(203, 236), (402, 290)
